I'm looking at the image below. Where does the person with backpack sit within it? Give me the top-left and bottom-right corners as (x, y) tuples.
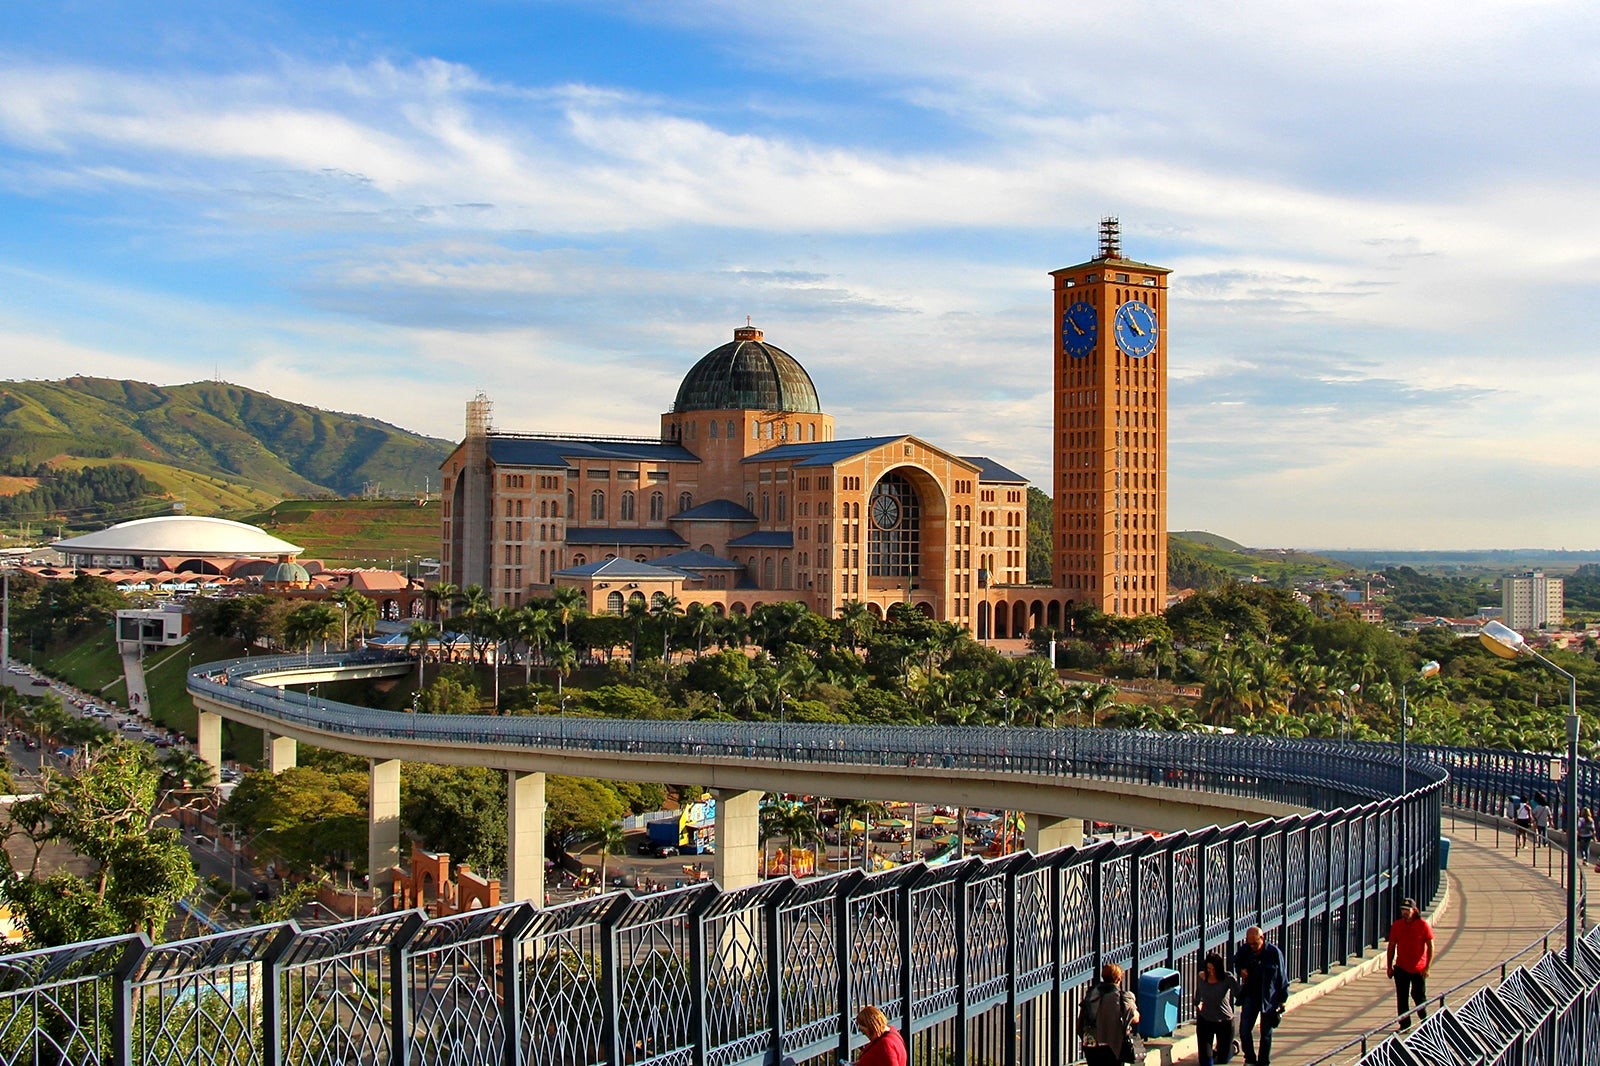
(1078, 962), (1142, 1065)
(1232, 927), (1288, 1066)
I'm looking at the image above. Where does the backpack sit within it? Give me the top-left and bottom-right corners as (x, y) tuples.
(1077, 987), (1106, 1044)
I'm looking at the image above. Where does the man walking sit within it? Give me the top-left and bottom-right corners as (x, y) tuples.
(1232, 926), (1288, 1066)
(1386, 898), (1435, 1031)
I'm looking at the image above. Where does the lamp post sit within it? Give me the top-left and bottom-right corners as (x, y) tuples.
(1334, 684), (1360, 742)
(1399, 661), (1440, 905)
(1481, 620), (1581, 962)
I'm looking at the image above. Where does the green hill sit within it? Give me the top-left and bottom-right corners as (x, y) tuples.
(237, 498), (441, 569)
(0, 378), (453, 531)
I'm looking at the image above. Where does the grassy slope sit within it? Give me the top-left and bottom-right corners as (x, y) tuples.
(0, 378), (452, 518)
(236, 498), (441, 566)
(35, 631), (263, 765)
(1171, 532), (1355, 582)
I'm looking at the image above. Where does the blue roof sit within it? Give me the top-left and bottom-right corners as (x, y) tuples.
(959, 456), (1030, 484)
(565, 528), (687, 547)
(739, 435), (903, 468)
(653, 549), (745, 571)
(487, 436), (699, 468)
(674, 499), (757, 522)
(553, 558), (686, 580)
(727, 531), (795, 548)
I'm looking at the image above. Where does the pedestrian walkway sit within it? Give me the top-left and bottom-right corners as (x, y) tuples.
(120, 650), (150, 715)
(1163, 812), (1571, 1065)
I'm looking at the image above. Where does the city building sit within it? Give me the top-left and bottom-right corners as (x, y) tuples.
(440, 223), (1172, 632)
(1502, 570), (1565, 630)
(1050, 217), (1169, 616)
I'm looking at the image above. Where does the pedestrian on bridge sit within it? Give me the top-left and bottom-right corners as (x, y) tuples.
(1194, 953), (1240, 1066)
(1386, 897), (1434, 1032)
(1232, 926), (1287, 1066)
(852, 1005), (905, 1066)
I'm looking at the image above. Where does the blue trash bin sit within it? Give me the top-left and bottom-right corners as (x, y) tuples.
(1438, 836), (1451, 871)
(1136, 967), (1181, 1038)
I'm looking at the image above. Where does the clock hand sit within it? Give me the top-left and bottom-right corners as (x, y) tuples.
(1129, 319), (1145, 337)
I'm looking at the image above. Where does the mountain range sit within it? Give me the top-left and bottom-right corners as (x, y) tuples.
(0, 378), (453, 523)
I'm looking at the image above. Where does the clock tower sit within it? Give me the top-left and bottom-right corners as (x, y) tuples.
(1051, 218), (1170, 617)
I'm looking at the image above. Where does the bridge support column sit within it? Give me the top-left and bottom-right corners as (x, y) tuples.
(713, 789), (763, 890)
(1025, 813), (1082, 856)
(197, 710), (223, 777)
(369, 759), (402, 900)
(506, 770), (546, 906)
(263, 732), (297, 773)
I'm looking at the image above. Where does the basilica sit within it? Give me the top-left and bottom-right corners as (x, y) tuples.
(439, 326), (1030, 633)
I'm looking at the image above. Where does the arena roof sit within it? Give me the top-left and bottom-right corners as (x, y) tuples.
(52, 516), (302, 558)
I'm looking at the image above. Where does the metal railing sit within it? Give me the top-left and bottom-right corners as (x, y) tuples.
(1, 650), (1587, 1064)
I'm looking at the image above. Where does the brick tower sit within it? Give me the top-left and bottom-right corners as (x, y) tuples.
(1050, 218), (1169, 616)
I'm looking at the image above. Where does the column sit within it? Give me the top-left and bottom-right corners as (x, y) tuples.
(263, 731), (297, 773)
(369, 759), (402, 901)
(1025, 813), (1082, 856)
(713, 789), (763, 890)
(506, 770), (547, 906)
(197, 710), (223, 778)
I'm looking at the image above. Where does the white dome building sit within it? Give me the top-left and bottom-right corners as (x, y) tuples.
(51, 516), (302, 570)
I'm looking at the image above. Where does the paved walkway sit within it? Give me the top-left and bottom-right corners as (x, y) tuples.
(1164, 812), (1572, 1066)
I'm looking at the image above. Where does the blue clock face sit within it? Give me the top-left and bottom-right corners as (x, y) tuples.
(1061, 301), (1098, 358)
(1114, 301), (1159, 358)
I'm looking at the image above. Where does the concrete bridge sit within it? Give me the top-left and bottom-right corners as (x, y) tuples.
(190, 652), (1329, 905)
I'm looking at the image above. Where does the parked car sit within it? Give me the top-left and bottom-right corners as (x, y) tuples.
(653, 844), (680, 857)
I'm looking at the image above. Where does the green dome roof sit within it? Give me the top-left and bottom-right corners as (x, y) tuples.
(673, 327), (821, 414)
(263, 561), (310, 584)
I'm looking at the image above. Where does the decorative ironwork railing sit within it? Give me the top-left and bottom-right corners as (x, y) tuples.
(8, 651), (1589, 1065)
(1353, 926), (1600, 1066)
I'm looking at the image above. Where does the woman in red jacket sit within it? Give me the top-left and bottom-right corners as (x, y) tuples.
(855, 1005), (906, 1066)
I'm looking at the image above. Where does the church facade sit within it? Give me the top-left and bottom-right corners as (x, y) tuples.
(439, 325), (1029, 632)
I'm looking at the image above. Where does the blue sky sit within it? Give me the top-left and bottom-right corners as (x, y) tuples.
(2, 1), (1597, 550)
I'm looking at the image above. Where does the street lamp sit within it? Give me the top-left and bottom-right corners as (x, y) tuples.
(1481, 620), (1581, 962)
(1399, 661), (1440, 903)
(1334, 684), (1360, 741)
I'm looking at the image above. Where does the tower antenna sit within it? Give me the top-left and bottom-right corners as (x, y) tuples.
(1098, 216), (1122, 260)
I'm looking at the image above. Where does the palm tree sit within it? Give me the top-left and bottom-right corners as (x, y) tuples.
(684, 602), (715, 658)
(332, 588), (378, 649)
(761, 800), (821, 878)
(424, 581), (458, 624)
(453, 584), (494, 664)
(623, 598), (650, 671)
(551, 585), (585, 644)
(516, 606), (555, 685)
(835, 799), (888, 871)
(595, 821), (625, 888)
(158, 747), (215, 790)
(836, 600), (874, 653)
(653, 595), (684, 676)
(283, 603), (342, 656)
(549, 641), (578, 696)
(404, 620), (440, 687)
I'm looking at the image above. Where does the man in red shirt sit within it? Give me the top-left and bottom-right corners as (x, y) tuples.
(1386, 898), (1435, 1031)
(854, 1005), (907, 1066)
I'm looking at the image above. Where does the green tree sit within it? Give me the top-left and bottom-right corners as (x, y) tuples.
(0, 743), (196, 945)
(402, 765), (508, 874)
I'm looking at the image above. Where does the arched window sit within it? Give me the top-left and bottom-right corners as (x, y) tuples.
(629, 591), (646, 609)
(808, 423), (817, 441)
(573, 554), (587, 566)
(566, 491), (574, 519)
(746, 492), (755, 513)
(590, 490), (606, 520)
(727, 420), (736, 439)
(620, 491), (635, 521)
(649, 492), (664, 521)
(763, 558), (774, 587)
(868, 472), (921, 579)
(635, 554), (647, 563)
(780, 558), (791, 588)
(709, 420), (719, 439)
(607, 591), (624, 614)
(700, 543), (714, 553)
(761, 493), (771, 521)
(777, 493), (787, 522)
(678, 491), (693, 513)
(651, 591), (666, 608)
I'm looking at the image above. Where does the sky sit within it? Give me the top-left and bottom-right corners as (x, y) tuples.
(1, 1), (1597, 551)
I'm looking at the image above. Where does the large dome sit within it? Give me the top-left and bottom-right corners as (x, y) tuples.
(52, 515), (302, 557)
(673, 327), (821, 414)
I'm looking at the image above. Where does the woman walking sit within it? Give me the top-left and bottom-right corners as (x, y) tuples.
(1195, 953), (1240, 1065)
